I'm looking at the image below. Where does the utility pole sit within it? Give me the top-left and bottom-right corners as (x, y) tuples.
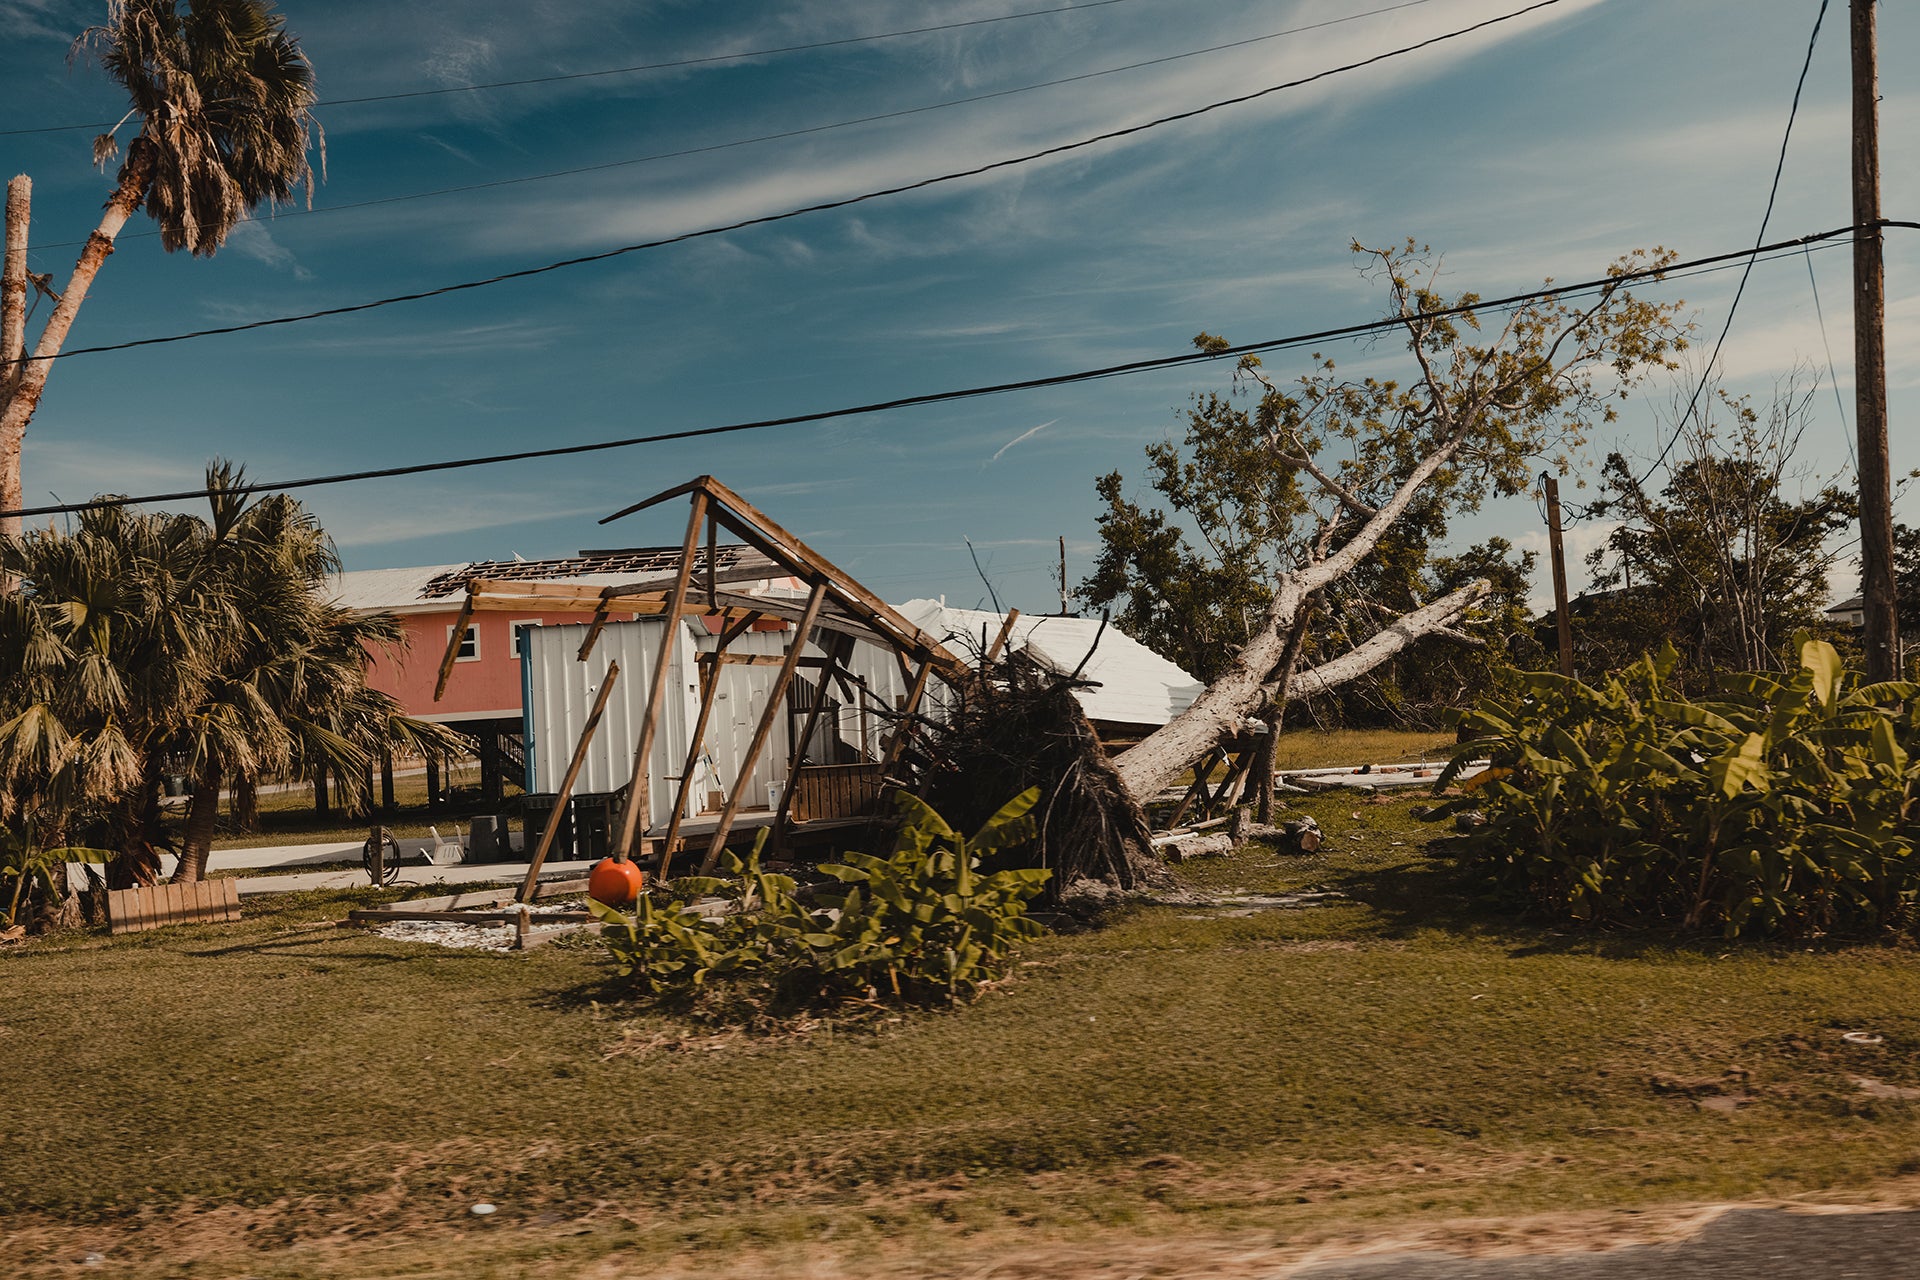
(1853, 0), (1898, 680)
(1543, 475), (1574, 678)
(1058, 534), (1071, 615)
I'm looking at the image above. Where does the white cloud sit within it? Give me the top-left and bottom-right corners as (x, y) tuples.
(224, 221), (313, 280)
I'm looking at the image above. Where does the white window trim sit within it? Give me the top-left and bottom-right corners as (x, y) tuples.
(448, 622), (481, 663)
(510, 618), (544, 658)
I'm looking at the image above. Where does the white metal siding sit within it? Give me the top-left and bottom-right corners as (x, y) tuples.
(524, 619), (697, 823)
(526, 617), (944, 830)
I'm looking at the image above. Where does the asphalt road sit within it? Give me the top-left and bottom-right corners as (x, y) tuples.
(1296, 1209), (1920, 1279)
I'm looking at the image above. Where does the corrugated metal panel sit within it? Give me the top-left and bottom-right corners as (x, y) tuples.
(523, 619), (697, 824)
(526, 616), (950, 831)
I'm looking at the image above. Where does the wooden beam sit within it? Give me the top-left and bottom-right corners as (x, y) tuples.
(600, 475), (966, 680)
(985, 608), (1021, 663)
(655, 614), (746, 882)
(698, 579), (828, 874)
(705, 509), (719, 607)
(880, 655), (934, 776)
(698, 652), (834, 669)
(706, 500), (968, 681)
(716, 610), (763, 648)
(613, 492), (708, 864)
(518, 661), (622, 902)
(432, 592), (478, 702)
(773, 632), (854, 850)
(599, 475), (715, 523)
(576, 600), (614, 662)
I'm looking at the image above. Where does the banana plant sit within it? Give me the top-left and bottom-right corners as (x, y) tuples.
(1, 825), (110, 930)
(1430, 637), (1920, 939)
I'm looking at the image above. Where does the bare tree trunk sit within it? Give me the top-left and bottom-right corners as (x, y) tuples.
(1, 177), (26, 405)
(174, 764), (222, 883)
(0, 142), (154, 539)
(232, 777), (259, 831)
(1116, 582), (1490, 800)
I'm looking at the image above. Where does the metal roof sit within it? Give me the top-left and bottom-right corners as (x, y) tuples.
(897, 599), (1204, 729)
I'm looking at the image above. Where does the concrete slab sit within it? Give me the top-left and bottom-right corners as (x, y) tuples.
(234, 859), (596, 897)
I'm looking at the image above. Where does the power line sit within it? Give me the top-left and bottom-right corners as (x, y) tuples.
(24, 0), (1447, 255)
(5, 221), (1904, 522)
(0, 0), (1161, 138)
(4, 0), (1563, 369)
(1802, 241), (1857, 474)
(1633, 0), (1830, 486)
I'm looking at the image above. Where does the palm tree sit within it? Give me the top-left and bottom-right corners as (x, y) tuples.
(0, 465), (464, 894)
(0, 0), (321, 536)
(170, 478), (466, 881)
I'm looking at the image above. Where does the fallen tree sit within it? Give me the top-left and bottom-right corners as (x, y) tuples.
(1110, 241), (1688, 802)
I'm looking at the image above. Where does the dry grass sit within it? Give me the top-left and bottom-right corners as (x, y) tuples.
(1268, 726), (1457, 770)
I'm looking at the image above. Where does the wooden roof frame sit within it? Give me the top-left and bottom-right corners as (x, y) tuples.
(598, 475), (968, 680)
(432, 475), (967, 701)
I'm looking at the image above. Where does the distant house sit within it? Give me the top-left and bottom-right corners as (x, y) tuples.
(1826, 595), (1866, 629)
(896, 599), (1205, 744)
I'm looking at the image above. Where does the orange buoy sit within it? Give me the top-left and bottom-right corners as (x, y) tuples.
(587, 858), (647, 908)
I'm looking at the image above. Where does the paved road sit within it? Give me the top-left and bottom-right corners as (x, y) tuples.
(1296, 1209), (1920, 1279)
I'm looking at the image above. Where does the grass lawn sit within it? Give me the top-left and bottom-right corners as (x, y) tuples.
(4, 790), (1918, 1278)
(209, 760), (524, 851)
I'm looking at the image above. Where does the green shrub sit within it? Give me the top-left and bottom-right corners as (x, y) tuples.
(592, 790), (1052, 1013)
(1427, 637), (1920, 939)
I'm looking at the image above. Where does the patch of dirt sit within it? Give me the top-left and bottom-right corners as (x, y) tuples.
(9, 1157), (1920, 1280)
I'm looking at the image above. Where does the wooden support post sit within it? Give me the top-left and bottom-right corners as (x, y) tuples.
(425, 755), (441, 813)
(773, 632), (854, 850)
(1543, 475), (1574, 678)
(380, 750), (395, 813)
(880, 655), (934, 777)
(1209, 749), (1253, 815)
(612, 492), (709, 864)
(1166, 749), (1223, 829)
(519, 662), (622, 902)
(433, 592), (478, 702)
(655, 613), (755, 883)
(985, 608), (1020, 663)
(699, 580), (829, 874)
(705, 509), (719, 607)
(314, 766), (331, 818)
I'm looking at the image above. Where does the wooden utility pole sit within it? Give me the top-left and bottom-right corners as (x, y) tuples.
(1543, 475), (1574, 677)
(1058, 535), (1070, 615)
(1852, 0), (1898, 681)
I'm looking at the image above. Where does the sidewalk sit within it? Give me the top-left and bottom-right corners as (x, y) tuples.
(62, 831), (603, 899)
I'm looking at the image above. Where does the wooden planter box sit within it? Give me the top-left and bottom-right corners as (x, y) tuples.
(106, 878), (242, 935)
(790, 763), (885, 823)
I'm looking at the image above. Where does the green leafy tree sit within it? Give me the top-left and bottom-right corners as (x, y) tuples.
(1102, 241), (1686, 803)
(1580, 375), (1852, 684)
(0, 0), (322, 536)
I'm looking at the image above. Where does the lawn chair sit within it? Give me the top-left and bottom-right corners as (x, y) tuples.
(420, 825), (465, 867)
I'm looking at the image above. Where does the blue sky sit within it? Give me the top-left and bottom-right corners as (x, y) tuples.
(2, 0), (1915, 614)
